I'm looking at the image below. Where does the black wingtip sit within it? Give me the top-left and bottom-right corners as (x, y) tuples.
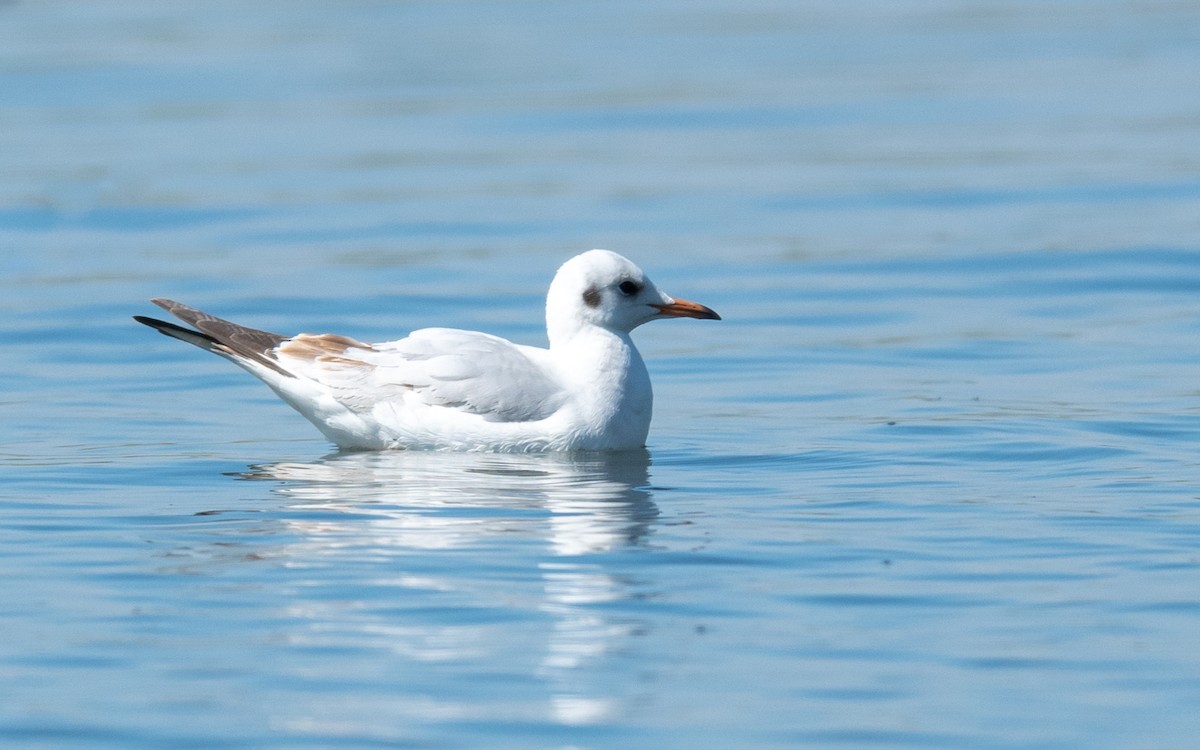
(133, 314), (220, 345)
(135, 302), (293, 376)
(133, 314), (176, 332)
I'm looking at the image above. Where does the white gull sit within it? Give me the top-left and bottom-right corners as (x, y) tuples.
(134, 250), (720, 451)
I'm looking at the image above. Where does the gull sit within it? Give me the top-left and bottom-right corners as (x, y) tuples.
(134, 250), (720, 452)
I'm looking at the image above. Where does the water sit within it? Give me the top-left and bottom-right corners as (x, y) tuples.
(4, 1), (1200, 747)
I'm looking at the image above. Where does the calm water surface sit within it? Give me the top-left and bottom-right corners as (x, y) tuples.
(3, 2), (1200, 748)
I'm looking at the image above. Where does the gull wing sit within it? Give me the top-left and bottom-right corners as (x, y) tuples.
(280, 327), (566, 423)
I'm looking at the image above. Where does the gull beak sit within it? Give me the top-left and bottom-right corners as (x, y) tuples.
(650, 297), (721, 321)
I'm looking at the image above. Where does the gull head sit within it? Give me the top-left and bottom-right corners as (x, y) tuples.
(546, 250), (720, 343)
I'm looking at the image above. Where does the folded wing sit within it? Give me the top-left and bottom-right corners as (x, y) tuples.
(280, 327), (566, 423)
(137, 299), (567, 425)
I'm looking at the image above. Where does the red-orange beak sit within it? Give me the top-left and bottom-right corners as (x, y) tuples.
(650, 297), (721, 320)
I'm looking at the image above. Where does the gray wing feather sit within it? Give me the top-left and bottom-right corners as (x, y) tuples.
(371, 328), (565, 422)
(137, 301), (564, 424)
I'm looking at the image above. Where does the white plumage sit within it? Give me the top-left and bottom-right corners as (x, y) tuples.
(135, 249), (720, 452)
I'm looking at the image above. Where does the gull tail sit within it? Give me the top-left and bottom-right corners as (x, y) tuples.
(134, 298), (292, 377)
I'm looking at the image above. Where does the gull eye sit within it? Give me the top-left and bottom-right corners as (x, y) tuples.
(617, 280), (642, 296)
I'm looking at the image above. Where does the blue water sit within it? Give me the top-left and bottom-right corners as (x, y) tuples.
(4, 1), (1200, 748)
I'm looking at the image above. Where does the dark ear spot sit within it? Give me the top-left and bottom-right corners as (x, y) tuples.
(582, 287), (601, 308)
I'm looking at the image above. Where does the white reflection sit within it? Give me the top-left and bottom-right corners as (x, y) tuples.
(238, 449), (657, 552)
(231, 449), (659, 726)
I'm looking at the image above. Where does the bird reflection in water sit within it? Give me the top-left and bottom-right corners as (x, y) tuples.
(232, 448), (661, 727)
